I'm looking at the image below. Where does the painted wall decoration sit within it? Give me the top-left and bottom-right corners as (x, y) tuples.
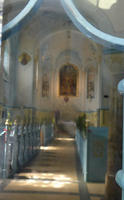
(18, 52), (31, 65)
(87, 69), (95, 99)
(59, 64), (78, 96)
(42, 73), (49, 97)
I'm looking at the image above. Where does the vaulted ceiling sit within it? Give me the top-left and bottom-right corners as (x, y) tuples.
(71, 0), (124, 38)
(3, 0), (124, 38)
(3, 0), (101, 68)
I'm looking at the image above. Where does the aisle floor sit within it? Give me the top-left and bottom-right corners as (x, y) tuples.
(0, 133), (101, 200)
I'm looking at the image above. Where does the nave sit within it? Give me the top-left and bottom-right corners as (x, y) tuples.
(0, 130), (104, 200)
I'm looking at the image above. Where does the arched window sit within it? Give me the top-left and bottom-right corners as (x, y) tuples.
(59, 64), (78, 96)
(3, 41), (10, 81)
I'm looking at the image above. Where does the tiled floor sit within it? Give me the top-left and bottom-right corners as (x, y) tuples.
(0, 132), (105, 200)
(87, 183), (105, 200)
(0, 133), (88, 200)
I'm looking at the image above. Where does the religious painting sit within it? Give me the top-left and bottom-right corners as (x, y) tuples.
(59, 64), (78, 96)
(42, 73), (49, 97)
(18, 52), (31, 65)
(87, 69), (95, 99)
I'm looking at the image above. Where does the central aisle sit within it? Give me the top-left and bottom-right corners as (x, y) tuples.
(0, 133), (90, 200)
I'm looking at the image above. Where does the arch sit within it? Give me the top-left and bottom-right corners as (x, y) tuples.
(61, 0), (124, 49)
(2, 0), (43, 40)
(55, 49), (82, 69)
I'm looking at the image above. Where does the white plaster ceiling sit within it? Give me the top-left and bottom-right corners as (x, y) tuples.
(72, 0), (124, 38)
(3, 0), (28, 7)
(16, 0), (101, 70)
(3, 0), (124, 38)
(3, 0), (29, 24)
(3, 0), (101, 68)
(20, 0), (76, 44)
(37, 30), (100, 71)
(3, 0), (74, 42)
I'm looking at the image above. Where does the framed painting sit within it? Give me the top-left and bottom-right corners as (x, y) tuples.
(59, 64), (78, 96)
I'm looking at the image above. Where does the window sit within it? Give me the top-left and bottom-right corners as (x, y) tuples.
(3, 41), (10, 81)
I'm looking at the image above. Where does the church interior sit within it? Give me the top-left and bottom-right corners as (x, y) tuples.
(0, 0), (124, 200)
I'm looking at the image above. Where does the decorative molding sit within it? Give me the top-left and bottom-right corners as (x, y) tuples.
(2, 0), (43, 40)
(103, 48), (124, 55)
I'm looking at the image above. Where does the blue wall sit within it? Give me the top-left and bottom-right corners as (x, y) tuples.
(76, 127), (108, 182)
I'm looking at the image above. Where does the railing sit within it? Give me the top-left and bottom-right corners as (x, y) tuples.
(76, 127), (108, 182)
(0, 104), (55, 178)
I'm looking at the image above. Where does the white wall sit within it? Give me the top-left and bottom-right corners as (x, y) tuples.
(16, 35), (34, 107)
(1, 33), (19, 106)
(33, 30), (102, 120)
